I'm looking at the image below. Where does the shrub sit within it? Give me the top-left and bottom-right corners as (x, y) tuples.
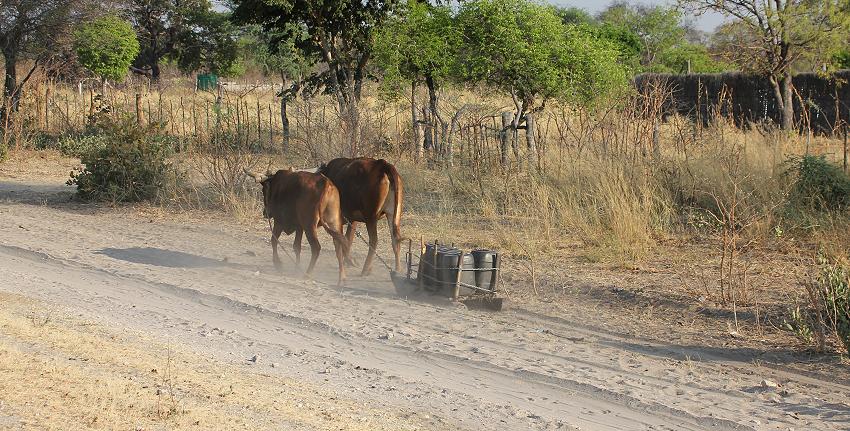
(68, 117), (178, 202)
(784, 155), (850, 212)
(803, 258), (850, 354)
(57, 133), (109, 158)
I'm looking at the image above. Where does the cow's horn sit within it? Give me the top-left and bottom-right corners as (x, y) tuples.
(243, 167), (269, 183)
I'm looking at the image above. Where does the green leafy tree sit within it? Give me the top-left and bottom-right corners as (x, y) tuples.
(373, 0), (460, 159)
(74, 16), (140, 92)
(660, 43), (733, 74)
(129, 0), (239, 81)
(457, 0), (627, 167)
(248, 24), (316, 152)
(232, 0), (399, 155)
(680, 0), (850, 130)
(0, 0), (81, 117)
(598, 3), (685, 70)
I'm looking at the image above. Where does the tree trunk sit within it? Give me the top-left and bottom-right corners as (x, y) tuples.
(3, 51), (19, 117)
(425, 75), (444, 156)
(771, 72), (795, 130)
(411, 81), (422, 161)
(500, 111), (512, 167)
(151, 61), (161, 83)
(423, 106), (433, 154)
(280, 95), (290, 153)
(780, 72), (793, 131)
(525, 113), (537, 170)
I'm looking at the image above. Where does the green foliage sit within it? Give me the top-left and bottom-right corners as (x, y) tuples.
(131, 0), (239, 78)
(810, 260), (850, 354)
(231, 0), (398, 97)
(68, 117), (178, 203)
(373, 0), (459, 98)
(784, 155), (850, 212)
(176, 9), (240, 76)
(655, 43), (734, 74)
(783, 304), (815, 345)
(248, 24), (315, 86)
(73, 16), (140, 82)
(831, 49), (850, 70)
(456, 0), (627, 109)
(554, 6), (594, 26)
(57, 134), (109, 158)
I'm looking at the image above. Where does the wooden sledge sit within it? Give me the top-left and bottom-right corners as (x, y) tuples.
(389, 239), (504, 312)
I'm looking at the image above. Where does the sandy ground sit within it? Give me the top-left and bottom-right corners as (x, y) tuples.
(1, 152), (850, 430)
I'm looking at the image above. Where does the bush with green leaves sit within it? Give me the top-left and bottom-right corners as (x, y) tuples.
(74, 15), (140, 86)
(805, 259), (850, 354)
(56, 134), (109, 158)
(784, 155), (850, 212)
(68, 118), (178, 202)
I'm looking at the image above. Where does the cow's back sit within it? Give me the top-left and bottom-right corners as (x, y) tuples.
(320, 158), (392, 221)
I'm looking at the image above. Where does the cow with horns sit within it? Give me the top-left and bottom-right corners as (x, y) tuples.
(244, 167), (350, 285)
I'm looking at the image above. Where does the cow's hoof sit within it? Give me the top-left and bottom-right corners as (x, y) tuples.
(359, 269), (372, 277)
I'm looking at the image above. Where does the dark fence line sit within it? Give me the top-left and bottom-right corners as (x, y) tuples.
(635, 70), (850, 134)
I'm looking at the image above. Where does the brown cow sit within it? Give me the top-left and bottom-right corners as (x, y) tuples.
(318, 158), (403, 276)
(244, 167), (350, 285)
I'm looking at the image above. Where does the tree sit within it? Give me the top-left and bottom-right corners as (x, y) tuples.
(232, 0), (398, 155)
(129, 0), (238, 81)
(680, 0), (850, 130)
(249, 24), (316, 152)
(598, 3), (686, 70)
(74, 15), (140, 93)
(457, 0), (627, 167)
(373, 0), (460, 159)
(0, 0), (78, 115)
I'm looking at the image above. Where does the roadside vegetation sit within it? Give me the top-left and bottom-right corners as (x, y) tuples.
(1, 0), (850, 356)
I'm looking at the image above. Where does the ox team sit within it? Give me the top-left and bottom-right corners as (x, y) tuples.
(245, 158), (404, 285)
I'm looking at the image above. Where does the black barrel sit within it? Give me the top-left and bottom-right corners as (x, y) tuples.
(458, 253), (476, 293)
(419, 243), (438, 290)
(471, 249), (498, 291)
(436, 246), (461, 293)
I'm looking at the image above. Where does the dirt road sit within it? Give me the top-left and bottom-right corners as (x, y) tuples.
(1, 175), (849, 430)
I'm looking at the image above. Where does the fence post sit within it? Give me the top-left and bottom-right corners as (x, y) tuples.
(844, 123), (847, 174)
(526, 113), (537, 170)
(500, 111), (512, 167)
(652, 119), (660, 160)
(135, 93), (143, 125)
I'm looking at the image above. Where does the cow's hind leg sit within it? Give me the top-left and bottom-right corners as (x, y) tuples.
(304, 225), (321, 276)
(386, 216), (401, 272)
(343, 221), (358, 267)
(331, 230), (347, 286)
(271, 219), (284, 271)
(361, 220), (379, 276)
(293, 229), (303, 265)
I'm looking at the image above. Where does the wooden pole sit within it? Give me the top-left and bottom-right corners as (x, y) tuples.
(44, 85), (50, 132)
(268, 104), (274, 149)
(452, 251), (463, 301)
(407, 239), (413, 279)
(844, 123), (847, 174)
(418, 236), (425, 290)
(135, 93), (143, 125)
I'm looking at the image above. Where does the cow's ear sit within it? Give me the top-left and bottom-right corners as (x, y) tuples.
(289, 166), (297, 172)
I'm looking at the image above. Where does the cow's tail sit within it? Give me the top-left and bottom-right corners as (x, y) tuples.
(380, 159), (404, 244)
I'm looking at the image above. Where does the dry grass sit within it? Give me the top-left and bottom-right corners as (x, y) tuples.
(0, 292), (425, 430)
